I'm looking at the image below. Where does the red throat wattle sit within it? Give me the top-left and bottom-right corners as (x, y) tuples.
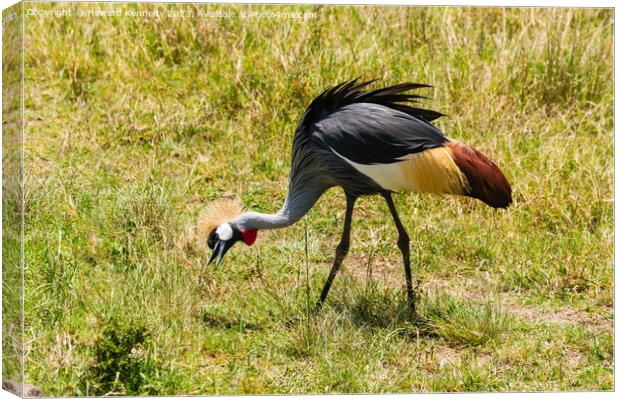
(241, 229), (258, 246)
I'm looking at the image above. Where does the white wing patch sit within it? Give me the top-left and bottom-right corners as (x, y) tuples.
(330, 147), (410, 190)
(330, 146), (467, 194)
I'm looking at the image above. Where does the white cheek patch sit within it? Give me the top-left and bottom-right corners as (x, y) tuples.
(215, 223), (233, 241)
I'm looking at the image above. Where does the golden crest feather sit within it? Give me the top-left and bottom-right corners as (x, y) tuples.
(195, 198), (243, 247)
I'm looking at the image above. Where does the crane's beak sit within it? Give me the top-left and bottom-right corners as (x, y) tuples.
(207, 239), (234, 268)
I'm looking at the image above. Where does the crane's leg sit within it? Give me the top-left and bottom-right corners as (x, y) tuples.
(383, 193), (416, 318)
(316, 193), (356, 309)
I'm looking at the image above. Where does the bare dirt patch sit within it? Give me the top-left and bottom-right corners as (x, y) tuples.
(506, 303), (613, 333)
(343, 254), (404, 288)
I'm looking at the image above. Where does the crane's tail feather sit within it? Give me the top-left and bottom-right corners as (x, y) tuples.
(445, 141), (512, 209)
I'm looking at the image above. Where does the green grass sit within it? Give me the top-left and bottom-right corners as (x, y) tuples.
(11, 2), (614, 395)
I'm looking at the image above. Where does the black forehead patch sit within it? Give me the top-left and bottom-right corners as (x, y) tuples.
(207, 228), (218, 249)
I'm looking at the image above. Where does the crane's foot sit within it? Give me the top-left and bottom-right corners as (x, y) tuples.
(405, 295), (417, 319)
(405, 283), (421, 322)
(407, 303), (418, 321)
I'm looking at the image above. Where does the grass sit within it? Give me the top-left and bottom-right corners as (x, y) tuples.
(2, 1), (24, 385)
(3, 1), (614, 395)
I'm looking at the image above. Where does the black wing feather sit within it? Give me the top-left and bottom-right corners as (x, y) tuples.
(315, 103), (447, 164)
(355, 82), (444, 121)
(296, 78), (445, 136)
(296, 79), (449, 165)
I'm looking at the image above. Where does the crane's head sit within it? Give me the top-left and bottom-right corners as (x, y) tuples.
(206, 222), (257, 267)
(197, 198), (257, 267)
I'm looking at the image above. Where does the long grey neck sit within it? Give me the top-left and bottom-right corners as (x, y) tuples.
(232, 181), (329, 230)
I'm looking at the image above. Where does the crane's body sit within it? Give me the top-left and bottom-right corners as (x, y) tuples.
(201, 80), (512, 316)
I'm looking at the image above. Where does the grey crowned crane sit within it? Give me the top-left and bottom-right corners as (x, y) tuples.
(199, 79), (512, 315)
